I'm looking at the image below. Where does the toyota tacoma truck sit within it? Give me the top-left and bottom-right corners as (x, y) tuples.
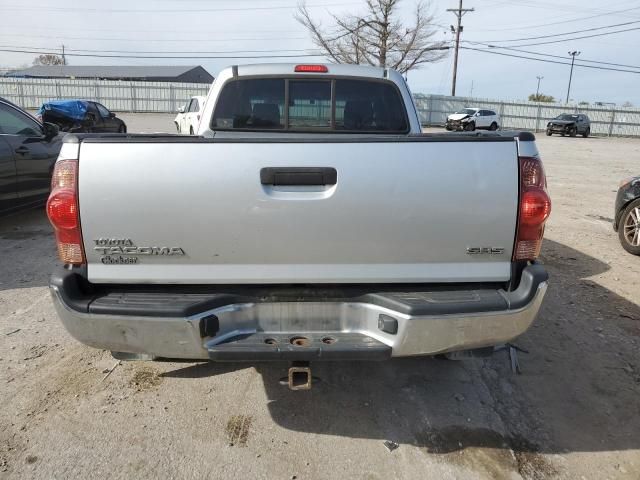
(47, 64), (551, 377)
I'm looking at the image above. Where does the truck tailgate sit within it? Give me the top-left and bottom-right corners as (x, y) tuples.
(78, 137), (519, 284)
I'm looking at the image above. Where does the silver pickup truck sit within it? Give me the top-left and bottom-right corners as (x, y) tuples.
(47, 64), (550, 385)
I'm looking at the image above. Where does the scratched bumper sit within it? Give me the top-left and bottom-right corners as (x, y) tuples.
(50, 266), (547, 360)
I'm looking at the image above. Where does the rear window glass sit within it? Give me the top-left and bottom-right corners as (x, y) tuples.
(211, 77), (408, 133)
(212, 78), (285, 130)
(289, 80), (331, 128)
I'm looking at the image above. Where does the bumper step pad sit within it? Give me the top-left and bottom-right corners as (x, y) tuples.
(207, 332), (391, 361)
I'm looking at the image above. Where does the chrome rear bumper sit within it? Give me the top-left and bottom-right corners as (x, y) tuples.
(50, 266), (547, 360)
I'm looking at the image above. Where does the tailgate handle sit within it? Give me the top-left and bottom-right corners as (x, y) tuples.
(260, 167), (337, 186)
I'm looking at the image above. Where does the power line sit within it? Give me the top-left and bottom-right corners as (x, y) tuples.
(469, 5), (640, 32)
(0, 1), (360, 13)
(469, 20), (640, 43)
(463, 42), (640, 70)
(461, 46), (640, 74)
(0, 32), (308, 43)
(0, 45), (319, 55)
(468, 26), (640, 48)
(0, 47), (327, 59)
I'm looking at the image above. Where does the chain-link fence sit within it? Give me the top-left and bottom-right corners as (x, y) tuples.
(0, 77), (209, 113)
(414, 94), (640, 137)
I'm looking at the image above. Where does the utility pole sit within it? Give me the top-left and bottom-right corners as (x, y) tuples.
(61, 44), (67, 65)
(535, 75), (543, 99)
(447, 0), (474, 96)
(566, 51), (580, 104)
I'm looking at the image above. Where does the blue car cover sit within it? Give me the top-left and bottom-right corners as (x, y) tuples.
(37, 100), (88, 122)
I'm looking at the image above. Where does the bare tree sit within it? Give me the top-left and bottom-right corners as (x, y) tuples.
(33, 54), (65, 66)
(296, 0), (448, 74)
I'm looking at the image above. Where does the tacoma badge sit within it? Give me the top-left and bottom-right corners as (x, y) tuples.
(466, 247), (505, 255)
(94, 238), (185, 263)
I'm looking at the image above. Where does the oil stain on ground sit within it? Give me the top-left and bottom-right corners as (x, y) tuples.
(226, 415), (253, 447)
(130, 367), (163, 391)
(414, 426), (559, 480)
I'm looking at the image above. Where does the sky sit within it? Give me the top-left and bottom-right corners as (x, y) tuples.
(1, 0), (639, 105)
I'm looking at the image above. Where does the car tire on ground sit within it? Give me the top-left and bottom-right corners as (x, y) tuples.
(118, 125), (126, 134)
(618, 199), (640, 255)
(175, 122), (180, 133)
(582, 128), (590, 138)
(464, 122), (475, 131)
(546, 129), (552, 136)
(190, 126), (194, 135)
(569, 127), (577, 137)
(489, 122), (498, 131)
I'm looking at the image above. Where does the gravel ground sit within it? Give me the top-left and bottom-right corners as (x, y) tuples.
(0, 118), (639, 479)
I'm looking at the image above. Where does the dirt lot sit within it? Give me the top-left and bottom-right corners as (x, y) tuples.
(1, 119), (639, 479)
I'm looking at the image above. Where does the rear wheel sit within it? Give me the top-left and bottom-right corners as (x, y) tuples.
(582, 127), (590, 138)
(618, 199), (640, 255)
(489, 122), (498, 131)
(190, 126), (194, 135)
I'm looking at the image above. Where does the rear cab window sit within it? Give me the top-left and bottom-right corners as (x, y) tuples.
(211, 77), (409, 133)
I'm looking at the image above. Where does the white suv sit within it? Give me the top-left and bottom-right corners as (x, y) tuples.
(174, 96), (206, 135)
(446, 108), (500, 131)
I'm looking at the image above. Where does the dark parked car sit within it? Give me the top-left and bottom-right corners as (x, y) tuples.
(37, 100), (127, 133)
(614, 175), (640, 255)
(546, 113), (590, 137)
(0, 97), (62, 216)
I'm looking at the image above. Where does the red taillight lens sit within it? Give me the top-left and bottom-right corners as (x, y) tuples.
(520, 189), (551, 225)
(46, 159), (85, 265)
(514, 156), (551, 261)
(47, 191), (79, 229)
(294, 64), (329, 73)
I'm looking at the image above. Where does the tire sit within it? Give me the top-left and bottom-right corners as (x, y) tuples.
(175, 122), (180, 133)
(464, 121), (475, 131)
(582, 127), (590, 138)
(546, 129), (552, 136)
(118, 125), (126, 134)
(618, 199), (640, 255)
(190, 126), (194, 135)
(569, 126), (577, 137)
(489, 122), (498, 131)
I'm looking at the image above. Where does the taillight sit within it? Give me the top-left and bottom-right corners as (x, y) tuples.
(47, 159), (85, 265)
(514, 156), (551, 261)
(294, 64), (329, 73)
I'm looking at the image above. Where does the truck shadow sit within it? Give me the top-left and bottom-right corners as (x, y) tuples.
(0, 207), (56, 291)
(164, 238), (640, 457)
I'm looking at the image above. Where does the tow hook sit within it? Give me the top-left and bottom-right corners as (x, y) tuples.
(288, 361), (312, 391)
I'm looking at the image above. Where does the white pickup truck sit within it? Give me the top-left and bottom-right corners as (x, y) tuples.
(47, 64), (550, 385)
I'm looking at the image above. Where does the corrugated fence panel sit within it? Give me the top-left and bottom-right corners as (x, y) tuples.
(0, 77), (209, 113)
(1, 78), (639, 136)
(414, 94), (640, 137)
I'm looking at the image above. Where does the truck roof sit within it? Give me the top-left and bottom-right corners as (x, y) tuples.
(220, 63), (392, 80)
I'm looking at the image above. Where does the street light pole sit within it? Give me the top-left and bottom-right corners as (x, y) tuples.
(535, 75), (543, 99)
(566, 51), (580, 104)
